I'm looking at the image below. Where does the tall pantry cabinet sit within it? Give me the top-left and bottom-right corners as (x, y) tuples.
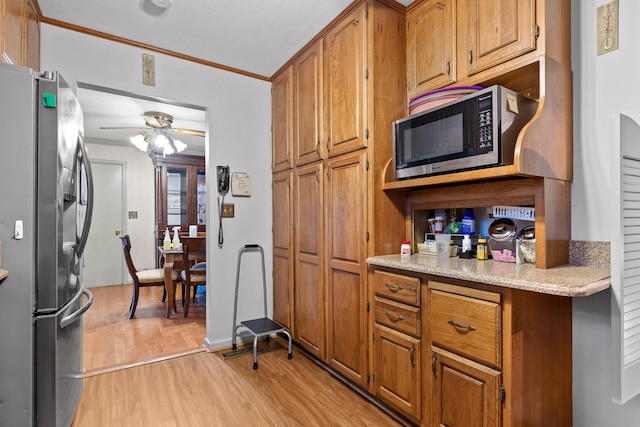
(271, 0), (406, 389)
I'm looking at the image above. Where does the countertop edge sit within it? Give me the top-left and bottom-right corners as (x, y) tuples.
(366, 255), (611, 298)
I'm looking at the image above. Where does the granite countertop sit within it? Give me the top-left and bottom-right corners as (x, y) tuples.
(366, 254), (611, 297)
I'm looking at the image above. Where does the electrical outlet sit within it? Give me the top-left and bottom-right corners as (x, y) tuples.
(597, 0), (619, 55)
(222, 203), (235, 218)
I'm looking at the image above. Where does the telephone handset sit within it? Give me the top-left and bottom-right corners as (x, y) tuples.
(217, 165), (230, 195)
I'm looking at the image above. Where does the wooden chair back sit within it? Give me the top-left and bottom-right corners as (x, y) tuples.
(120, 235), (139, 282)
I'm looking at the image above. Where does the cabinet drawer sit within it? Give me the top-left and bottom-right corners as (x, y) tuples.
(375, 297), (421, 338)
(373, 270), (420, 306)
(430, 288), (501, 368)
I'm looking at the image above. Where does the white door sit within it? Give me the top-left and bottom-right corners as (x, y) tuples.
(84, 160), (126, 288)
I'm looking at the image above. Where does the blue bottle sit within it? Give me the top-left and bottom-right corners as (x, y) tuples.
(461, 208), (475, 235)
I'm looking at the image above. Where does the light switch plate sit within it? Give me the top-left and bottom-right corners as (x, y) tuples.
(222, 203), (235, 218)
(597, 0), (619, 55)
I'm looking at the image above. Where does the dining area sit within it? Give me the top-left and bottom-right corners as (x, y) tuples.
(120, 233), (207, 319)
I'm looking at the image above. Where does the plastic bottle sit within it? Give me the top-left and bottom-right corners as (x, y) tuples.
(401, 241), (411, 257)
(172, 226), (181, 249)
(163, 227), (171, 250)
(462, 234), (472, 253)
(477, 238), (489, 260)
(461, 208), (476, 235)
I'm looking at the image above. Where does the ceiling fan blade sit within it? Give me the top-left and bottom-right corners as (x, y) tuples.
(174, 128), (205, 137)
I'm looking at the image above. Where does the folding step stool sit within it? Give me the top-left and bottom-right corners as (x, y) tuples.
(231, 244), (292, 369)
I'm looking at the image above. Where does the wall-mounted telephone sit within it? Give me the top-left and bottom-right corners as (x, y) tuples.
(217, 165), (230, 195)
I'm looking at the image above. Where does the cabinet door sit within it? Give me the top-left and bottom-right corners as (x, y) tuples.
(272, 66), (293, 172)
(272, 170), (294, 331)
(2, 0), (22, 66)
(294, 41), (324, 166)
(326, 151), (368, 386)
(431, 347), (501, 427)
(464, 0), (536, 75)
(374, 324), (421, 422)
(294, 163), (325, 358)
(407, 0), (456, 97)
(25, 0), (40, 71)
(324, 4), (366, 157)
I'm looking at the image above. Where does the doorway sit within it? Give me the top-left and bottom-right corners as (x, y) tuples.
(77, 84), (208, 373)
(83, 160), (126, 288)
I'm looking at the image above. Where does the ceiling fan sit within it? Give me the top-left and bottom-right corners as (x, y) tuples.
(100, 110), (205, 158)
(99, 110), (205, 138)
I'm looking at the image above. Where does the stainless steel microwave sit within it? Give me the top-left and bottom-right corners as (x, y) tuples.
(393, 85), (538, 179)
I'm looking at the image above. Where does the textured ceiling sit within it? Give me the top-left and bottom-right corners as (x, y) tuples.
(39, 0), (415, 78)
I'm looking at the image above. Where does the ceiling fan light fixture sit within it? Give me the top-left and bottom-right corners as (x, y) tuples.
(174, 139), (187, 153)
(154, 133), (169, 148)
(130, 134), (149, 151)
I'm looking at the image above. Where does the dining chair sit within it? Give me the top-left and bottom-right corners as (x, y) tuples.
(120, 235), (178, 319)
(180, 237), (207, 317)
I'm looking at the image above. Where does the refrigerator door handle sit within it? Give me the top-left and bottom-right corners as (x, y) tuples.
(76, 136), (94, 257)
(60, 287), (93, 329)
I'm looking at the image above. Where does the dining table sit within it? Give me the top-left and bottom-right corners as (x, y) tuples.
(158, 246), (183, 318)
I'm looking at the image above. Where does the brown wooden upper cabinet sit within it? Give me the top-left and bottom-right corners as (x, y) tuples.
(464, 0), (536, 75)
(293, 41), (324, 166)
(406, 0), (457, 96)
(272, 67), (293, 172)
(1, 0), (40, 70)
(323, 5), (366, 158)
(406, 0), (536, 99)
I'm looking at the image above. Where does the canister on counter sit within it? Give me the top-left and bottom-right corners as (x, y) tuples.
(488, 218), (517, 263)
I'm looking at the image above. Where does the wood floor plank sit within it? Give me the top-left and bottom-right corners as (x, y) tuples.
(83, 284), (206, 374)
(74, 340), (404, 426)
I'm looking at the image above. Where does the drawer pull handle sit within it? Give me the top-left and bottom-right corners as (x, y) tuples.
(410, 344), (416, 367)
(447, 319), (476, 332)
(432, 353), (437, 378)
(385, 312), (405, 322)
(384, 282), (404, 292)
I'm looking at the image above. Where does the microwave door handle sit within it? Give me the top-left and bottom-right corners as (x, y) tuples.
(76, 137), (94, 257)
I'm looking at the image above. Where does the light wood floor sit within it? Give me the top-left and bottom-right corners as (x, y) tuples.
(83, 284), (207, 374)
(73, 339), (405, 426)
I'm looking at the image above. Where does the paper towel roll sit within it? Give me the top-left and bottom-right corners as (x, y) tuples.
(189, 225), (198, 237)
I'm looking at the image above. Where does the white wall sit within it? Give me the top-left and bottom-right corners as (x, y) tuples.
(85, 142), (157, 270)
(40, 24), (273, 349)
(572, 0), (640, 423)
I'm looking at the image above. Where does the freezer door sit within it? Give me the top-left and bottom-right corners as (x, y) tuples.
(36, 72), (93, 312)
(35, 286), (93, 427)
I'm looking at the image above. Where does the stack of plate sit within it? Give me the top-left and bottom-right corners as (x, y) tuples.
(408, 86), (483, 115)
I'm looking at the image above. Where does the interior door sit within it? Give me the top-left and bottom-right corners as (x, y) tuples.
(83, 160), (125, 287)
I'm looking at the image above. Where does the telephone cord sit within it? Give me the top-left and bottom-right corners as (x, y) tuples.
(217, 194), (225, 247)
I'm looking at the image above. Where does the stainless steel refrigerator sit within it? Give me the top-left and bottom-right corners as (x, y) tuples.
(0, 62), (94, 426)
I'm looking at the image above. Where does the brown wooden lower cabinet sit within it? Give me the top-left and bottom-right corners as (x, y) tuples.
(431, 346), (501, 427)
(374, 323), (421, 422)
(367, 267), (572, 427)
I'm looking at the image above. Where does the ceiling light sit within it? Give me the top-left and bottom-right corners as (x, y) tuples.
(130, 134), (149, 151)
(130, 130), (187, 157)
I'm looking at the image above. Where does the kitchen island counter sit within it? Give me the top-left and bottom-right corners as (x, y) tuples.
(366, 254), (610, 297)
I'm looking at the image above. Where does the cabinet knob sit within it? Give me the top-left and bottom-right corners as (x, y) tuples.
(115, 229), (121, 236)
